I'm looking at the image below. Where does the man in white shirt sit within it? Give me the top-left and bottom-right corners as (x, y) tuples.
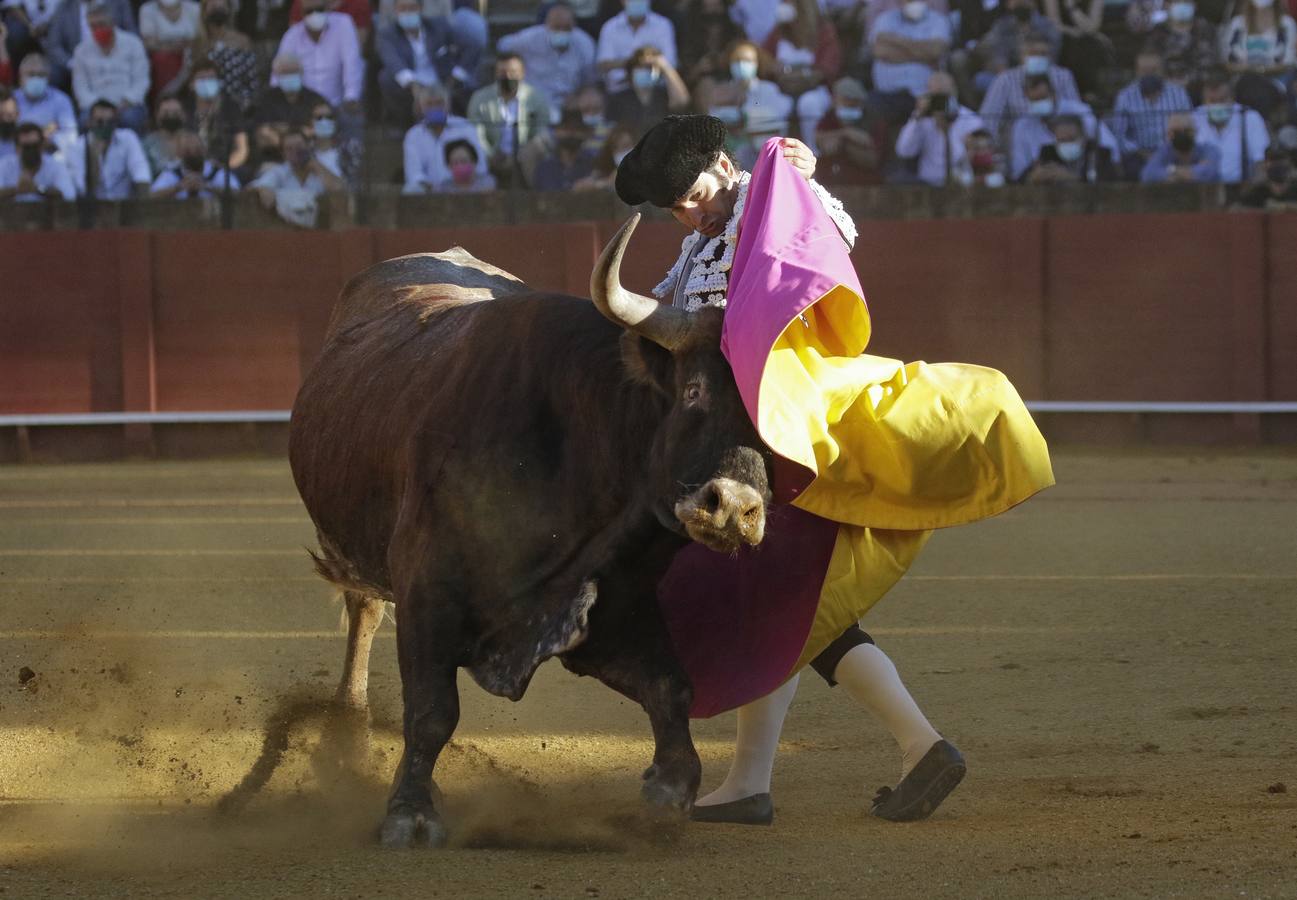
(1191, 71), (1270, 184)
(67, 98), (152, 199)
(151, 130), (240, 199)
(894, 71), (985, 185)
(402, 83), (487, 193)
(596, 0), (677, 93)
(0, 122), (76, 201)
(869, 0), (952, 123)
(1007, 75), (1119, 180)
(497, 1), (597, 108)
(14, 54), (79, 154)
(248, 127), (343, 226)
(71, 3), (150, 131)
(276, 0), (364, 112)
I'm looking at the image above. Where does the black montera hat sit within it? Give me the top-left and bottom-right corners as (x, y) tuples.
(615, 115), (728, 208)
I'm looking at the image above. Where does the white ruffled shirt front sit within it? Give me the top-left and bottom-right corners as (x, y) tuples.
(654, 174), (858, 312)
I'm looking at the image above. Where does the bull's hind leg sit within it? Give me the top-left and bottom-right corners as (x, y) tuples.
(337, 591), (386, 711)
(562, 574), (701, 811)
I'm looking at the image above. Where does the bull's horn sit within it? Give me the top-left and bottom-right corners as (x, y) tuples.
(590, 213), (694, 351)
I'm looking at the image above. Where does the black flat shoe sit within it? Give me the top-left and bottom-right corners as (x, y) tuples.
(689, 793), (774, 826)
(870, 740), (966, 822)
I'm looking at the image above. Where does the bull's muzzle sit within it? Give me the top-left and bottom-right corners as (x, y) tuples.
(674, 477), (767, 552)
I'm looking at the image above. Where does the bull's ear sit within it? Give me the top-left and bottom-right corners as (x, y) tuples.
(620, 331), (674, 396)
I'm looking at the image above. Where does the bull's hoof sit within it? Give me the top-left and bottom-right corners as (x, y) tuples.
(635, 778), (690, 809)
(379, 810), (448, 848)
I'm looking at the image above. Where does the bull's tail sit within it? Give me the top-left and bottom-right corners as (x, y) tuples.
(306, 533), (393, 602)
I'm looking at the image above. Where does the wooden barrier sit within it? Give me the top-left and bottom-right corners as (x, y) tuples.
(0, 211), (1293, 453)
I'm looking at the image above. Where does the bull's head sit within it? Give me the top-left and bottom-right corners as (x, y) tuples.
(590, 214), (773, 553)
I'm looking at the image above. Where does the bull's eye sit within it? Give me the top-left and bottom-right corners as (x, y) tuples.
(683, 382), (704, 404)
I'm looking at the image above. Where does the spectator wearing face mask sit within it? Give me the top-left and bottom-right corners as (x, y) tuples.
(403, 82), (485, 193)
(186, 0), (258, 110)
(276, 0), (363, 114)
(377, 0), (482, 127)
(247, 126), (343, 226)
(307, 98), (355, 181)
(866, 0), (950, 125)
(188, 58), (248, 174)
(138, 0), (200, 102)
(45, 0), (136, 91)
(433, 138), (494, 192)
(1145, 0), (1220, 77)
(1008, 74), (1118, 179)
(150, 127), (238, 197)
(979, 31), (1078, 140)
(701, 40), (792, 138)
(1222, 0), (1296, 118)
(596, 0), (677, 93)
(762, 0), (841, 141)
(72, 3), (150, 132)
(498, 2), (596, 109)
(605, 44), (687, 135)
(0, 89), (20, 164)
(254, 53), (327, 132)
(895, 70), (986, 185)
(0, 120), (75, 199)
(1112, 48), (1191, 179)
(1022, 112), (1119, 182)
(287, 0), (373, 44)
(67, 97), (152, 198)
(468, 53), (555, 183)
(952, 127), (1009, 186)
(14, 54), (77, 154)
(142, 94), (187, 174)
(970, 0), (1061, 89)
(532, 108), (597, 190)
(1192, 70), (1270, 182)
(1140, 111), (1222, 181)
(813, 75), (883, 185)
(1239, 146), (1297, 206)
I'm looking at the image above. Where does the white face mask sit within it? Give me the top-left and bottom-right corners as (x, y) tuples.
(1023, 54), (1050, 75)
(983, 171), (1005, 188)
(305, 10), (328, 31)
(1169, 1), (1195, 20)
(903, 0), (928, 20)
(775, 2), (797, 24)
(1253, 0), (1274, 8)
(1055, 140), (1083, 162)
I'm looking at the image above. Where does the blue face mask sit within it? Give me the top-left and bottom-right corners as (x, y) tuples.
(631, 67), (660, 89)
(548, 29), (571, 50)
(730, 59), (757, 82)
(278, 73), (302, 93)
(835, 104), (864, 122)
(626, 0), (649, 19)
(1055, 140), (1083, 162)
(1023, 55), (1050, 75)
(1027, 98), (1053, 116)
(397, 11), (421, 29)
(194, 77), (221, 100)
(424, 107), (448, 127)
(313, 117), (336, 138)
(23, 76), (49, 99)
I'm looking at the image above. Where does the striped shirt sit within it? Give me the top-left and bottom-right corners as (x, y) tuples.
(978, 65), (1079, 136)
(1111, 80), (1192, 155)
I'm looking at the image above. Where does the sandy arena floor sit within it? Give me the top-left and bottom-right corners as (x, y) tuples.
(0, 449), (1295, 899)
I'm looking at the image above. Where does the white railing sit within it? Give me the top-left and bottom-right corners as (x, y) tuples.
(1, 402), (1296, 427)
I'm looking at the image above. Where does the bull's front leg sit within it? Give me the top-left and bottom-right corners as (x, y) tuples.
(381, 575), (462, 848)
(561, 572), (700, 811)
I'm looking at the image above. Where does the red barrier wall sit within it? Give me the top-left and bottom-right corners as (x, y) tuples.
(1, 212), (1292, 442)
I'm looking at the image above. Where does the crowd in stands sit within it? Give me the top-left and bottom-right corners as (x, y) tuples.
(2, 0), (1296, 221)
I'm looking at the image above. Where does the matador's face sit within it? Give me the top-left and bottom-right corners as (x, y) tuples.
(669, 154), (742, 240)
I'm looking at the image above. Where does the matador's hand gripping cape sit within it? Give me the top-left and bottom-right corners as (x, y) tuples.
(658, 139), (1055, 718)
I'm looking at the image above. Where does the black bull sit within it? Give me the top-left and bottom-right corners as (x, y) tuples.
(289, 217), (777, 847)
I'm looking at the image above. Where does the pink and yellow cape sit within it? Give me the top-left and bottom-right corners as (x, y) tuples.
(658, 139), (1055, 718)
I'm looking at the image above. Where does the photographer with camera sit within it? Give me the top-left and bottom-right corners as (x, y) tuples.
(894, 70), (984, 185)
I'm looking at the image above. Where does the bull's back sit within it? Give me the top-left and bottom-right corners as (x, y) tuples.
(289, 258), (624, 590)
